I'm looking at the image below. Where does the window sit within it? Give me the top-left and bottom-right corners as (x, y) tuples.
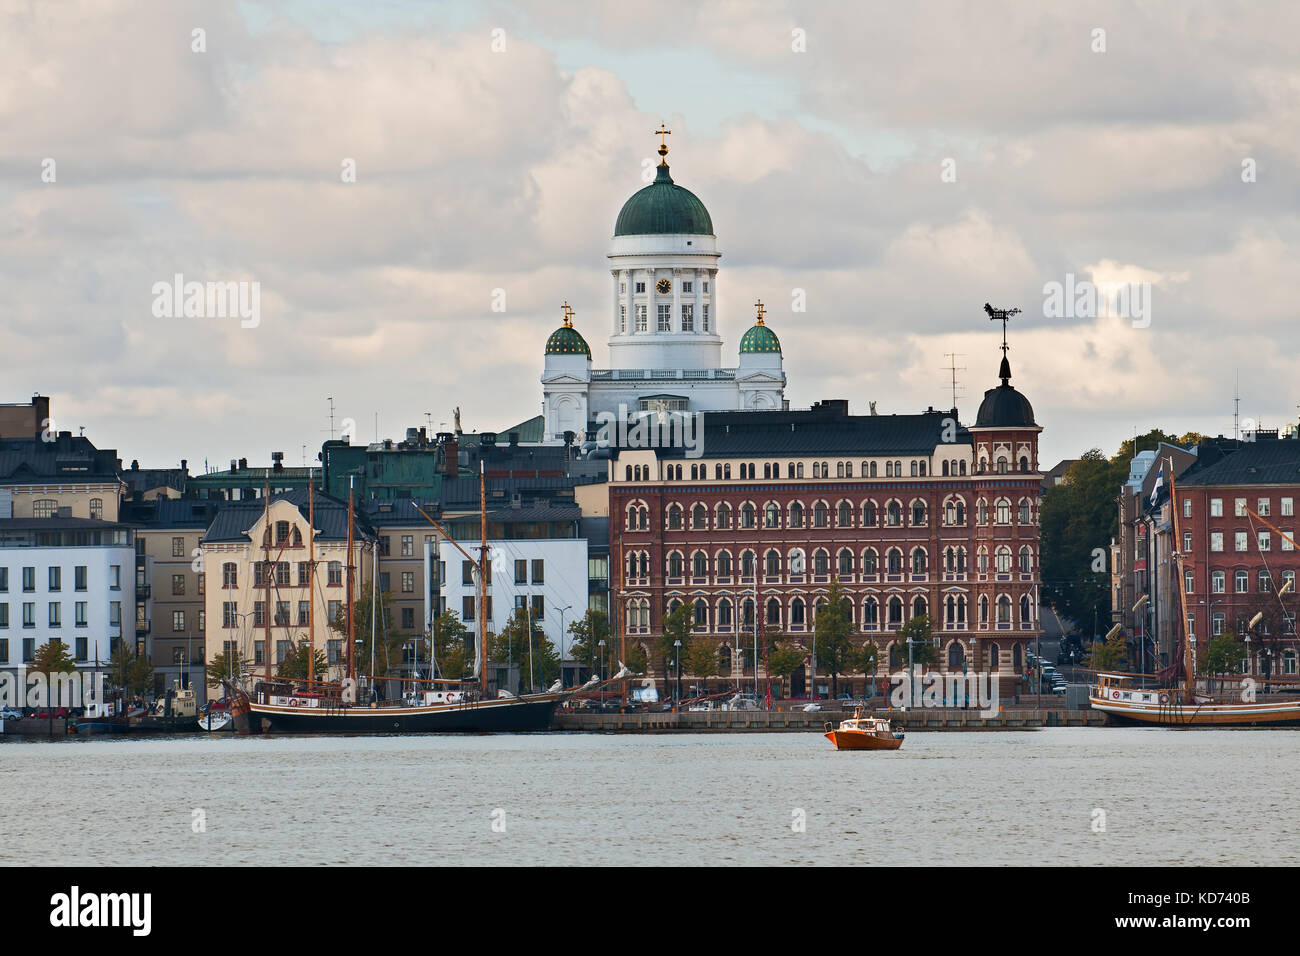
(1283, 498), (1294, 517)
(657, 304), (670, 331)
(1285, 532), (1295, 553)
(462, 596), (475, 621)
(1184, 571), (1194, 594)
(402, 572), (414, 593)
(515, 560), (527, 585)
(33, 499), (57, 518)
(531, 595), (545, 620)
(222, 602), (237, 628)
(702, 304), (709, 331)
(1183, 532), (1192, 552)
(1235, 570), (1248, 593)
(463, 560), (475, 586)
(48, 567), (61, 591)
(173, 610), (185, 632)
(298, 601), (309, 625)
(1259, 531), (1271, 552)
(1234, 498), (1247, 517)
(814, 502), (829, 528)
(995, 499), (1011, 524)
(1235, 532), (1248, 552)
(1259, 570), (1272, 593)
(328, 562), (343, 586)
(1211, 570), (1225, 594)
(1210, 498), (1223, 517)
(1257, 498), (1271, 517)
(22, 567), (34, 592)
(635, 304), (647, 331)
(48, 603), (60, 627)
(172, 574), (185, 595)
(1019, 500), (1031, 525)
(634, 280), (645, 293)
(1183, 498), (1191, 518)
(401, 535), (414, 557)
(681, 303), (694, 331)
(1210, 532), (1223, 552)
(253, 601), (265, 626)
(765, 502), (780, 528)
(223, 563), (238, 588)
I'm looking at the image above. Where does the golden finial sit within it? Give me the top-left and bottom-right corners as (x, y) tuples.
(754, 298), (766, 326)
(655, 124), (671, 164)
(561, 301), (573, 328)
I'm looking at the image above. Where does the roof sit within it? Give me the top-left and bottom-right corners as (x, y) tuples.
(1176, 436), (1300, 487)
(973, 356), (1037, 429)
(611, 401), (971, 459)
(545, 325), (591, 357)
(0, 516), (133, 532)
(0, 435), (122, 485)
(122, 498), (224, 529)
(202, 488), (375, 543)
(614, 163), (714, 237)
(739, 322), (781, 354)
(496, 415), (546, 444)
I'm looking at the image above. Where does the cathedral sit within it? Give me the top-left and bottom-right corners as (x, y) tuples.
(540, 132), (787, 444)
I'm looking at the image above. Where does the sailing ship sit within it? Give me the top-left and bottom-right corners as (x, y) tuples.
(1089, 456), (1300, 726)
(229, 465), (624, 734)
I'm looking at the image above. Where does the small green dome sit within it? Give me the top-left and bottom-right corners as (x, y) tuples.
(545, 324), (591, 357)
(739, 321), (781, 354)
(614, 164), (714, 237)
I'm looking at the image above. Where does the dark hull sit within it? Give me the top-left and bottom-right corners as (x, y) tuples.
(251, 697), (560, 734)
(74, 720), (129, 735)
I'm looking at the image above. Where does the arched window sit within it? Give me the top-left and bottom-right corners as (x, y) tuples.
(694, 599), (708, 628)
(888, 597), (903, 626)
(869, 461), (878, 477)
(996, 456), (1008, 474)
(692, 551), (708, 577)
(863, 597), (879, 625)
(948, 642), (965, 668)
(1019, 546), (1032, 574)
(836, 461), (845, 478)
(995, 498), (1011, 524)
(997, 595), (1012, 623)
(766, 598), (782, 626)
(913, 596), (927, 619)
(911, 548), (927, 574)
(996, 546), (1012, 574)
(33, 499), (57, 518)
(667, 505), (683, 530)
(987, 643), (999, 669)
(790, 501), (805, 527)
(625, 466), (632, 481)
(862, 501), (877, 526)
(693, 504), (708, 529)
(718, 600), (733, 628)
(838, 549), (853, 575)
(1019, 499), (1032, 525)
(741, 551), (755, 576)
(716, 503), (731, 529)
(814, 549), (829, 575)
(910, 460), (919, 477)
(1020, 594), (1031, 623)
(814, 502), (829, 528)
(838, 500), (852, 527)
(765, 501), (781, 528)
(763, 463), (772, 479)
(844, 462), (853, 478)
(791, 598), (806, 626)
(1019, 456), (1029, 472)
(668, 553), (684, 577)
(796, 462), (804, 478)
(742, 599), (755, 626)
(862, 549), (879, 575)
(886, 501), (901, 527)
(765, 550), (781, 576)
(717, 551), (732, 577)
(741, 503), (756, 529)
(979, 595), (989, 624)
(959, 460), (967, 476)
(887, 548), (903, 574)
(89, 498), (103, 520)
(912, 500), (927, 526)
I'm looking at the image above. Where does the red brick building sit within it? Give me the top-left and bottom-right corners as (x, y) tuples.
(607, 347), (1043, 699)
(1170, 433), (1300, 682)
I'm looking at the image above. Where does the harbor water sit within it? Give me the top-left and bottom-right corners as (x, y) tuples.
(2, 728), (1293, 866)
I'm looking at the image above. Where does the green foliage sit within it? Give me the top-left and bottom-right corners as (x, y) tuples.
(276, 638), (329, 681)
(766, 642), (807, 697)
(656, 602), (696, 683)
(813, 580), (855, 694)
(433, 611), (474, 680)
(331, 589), (410, 678)
(1087, 628), (1128, 671)
(205, 647), (247, 688)
(683, 639), (720, 679)
(622, 641), (649, 675)
(1201, 633), (1243, 678)
(850, 640), (879, 676)
(489, 606), (559, 689)
(31, 639), (76, 675)
(567, 609), (611, 673)
(897, 615), (937, 666)
(1040, 429), (1202, 631)
(109, 641), (155, 696)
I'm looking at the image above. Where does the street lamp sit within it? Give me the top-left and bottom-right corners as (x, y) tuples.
(557, 604), (572, 689)
(597, 639), (606, 681)
(673, 639), (682, 704)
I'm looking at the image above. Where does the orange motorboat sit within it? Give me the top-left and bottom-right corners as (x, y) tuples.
(824, 710), (904, 751)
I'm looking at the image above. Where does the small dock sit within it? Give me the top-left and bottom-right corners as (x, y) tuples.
(555, 708), (1105, 733)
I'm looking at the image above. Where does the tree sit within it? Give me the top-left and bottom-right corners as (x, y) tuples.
(766, 642), (807, 698)
(433, 611), (474, 681)
(277, 638), (328, 681)
(490, 607), (559, 690)
(813, 581), (855, 696)
(683, 639), (720, 691)
(656, 602), (695, 689)
(850, 641), (880, 694)
(31, 638), (76, 676)
(205, 647), (248, 689)
(1201, 632), (1243, 695)
(1087, 627), (1128, 672)
(567, 609), (611, 675)
(896, 615), (937, 669)
(332, 590), (409, 680)
(109, 640), (154, 697)
(623, 641), (649, 675)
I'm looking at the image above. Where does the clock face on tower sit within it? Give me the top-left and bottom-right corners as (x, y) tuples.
(656, 278), (672, 295)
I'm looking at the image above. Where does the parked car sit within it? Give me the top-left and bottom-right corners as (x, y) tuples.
(1052, 686), (1068, 695)
(0, 707), (23, 720)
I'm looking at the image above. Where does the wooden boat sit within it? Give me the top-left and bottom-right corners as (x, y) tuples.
(197, 711), (233, 732)
(1088, 458), (1300, 727)
(824, 709), (904, 750)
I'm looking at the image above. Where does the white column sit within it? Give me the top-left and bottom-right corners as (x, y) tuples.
(611, 271), (620, 336)
(708, 269), (718, 334)
(672, 269), (681, 332)
(693, 269), (703, 335)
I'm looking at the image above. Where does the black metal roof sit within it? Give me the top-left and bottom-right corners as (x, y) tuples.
(0, 436), (122, 484)
(122, 498), (224, 529)
(1177, 436), (1300, 486)
(202, 488), (375, 543)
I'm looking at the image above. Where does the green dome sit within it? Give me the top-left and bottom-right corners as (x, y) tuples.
(739, 321), (781, 354)
(545, 324), (591, 357)
(614, 164), (714, 237)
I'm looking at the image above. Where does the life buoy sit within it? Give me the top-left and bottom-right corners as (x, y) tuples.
(289, 698), (299, 707)
(1111, 690), (1120, 699)
(1160, 693), (1169, 704)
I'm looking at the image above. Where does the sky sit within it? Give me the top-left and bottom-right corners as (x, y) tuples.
(2, 0), (1298, 471)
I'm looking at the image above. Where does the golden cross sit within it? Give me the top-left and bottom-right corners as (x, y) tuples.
(561, 300), (572, 327)
(655, 124), (671, 162)
(754, 298), (765, 325)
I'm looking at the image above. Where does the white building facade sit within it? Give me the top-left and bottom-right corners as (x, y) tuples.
(540, 140), (787, 443)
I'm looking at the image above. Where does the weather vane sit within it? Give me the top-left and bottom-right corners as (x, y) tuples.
(983, 302), (1020, 357)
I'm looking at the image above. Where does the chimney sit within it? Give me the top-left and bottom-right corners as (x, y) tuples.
(442, 436), (459, 478)
(239, 458), (248, 470)
(180, 459), (187, 472)
(271, 451), (285, 472)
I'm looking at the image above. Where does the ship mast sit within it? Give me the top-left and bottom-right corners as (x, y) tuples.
(307, 473), (315, 685)
(346, 476), (355, 683)
(263, 471), (272, 679)
(479, 460), (488, 697)
(1167, 458), (1195, 700)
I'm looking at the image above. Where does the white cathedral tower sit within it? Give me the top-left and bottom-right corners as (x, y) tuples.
(540, 129), (787, 443)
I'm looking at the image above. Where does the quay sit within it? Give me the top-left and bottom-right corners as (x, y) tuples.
(556, 708), (1106, 733)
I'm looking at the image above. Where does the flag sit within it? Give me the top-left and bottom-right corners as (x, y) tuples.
(1149, 465), (1165, 508)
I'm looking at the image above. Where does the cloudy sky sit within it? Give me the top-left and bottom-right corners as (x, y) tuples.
(3, 0), (1297, 471)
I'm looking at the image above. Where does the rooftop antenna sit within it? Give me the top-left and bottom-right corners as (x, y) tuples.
(942, 352), (966, 409)
(1233, 371), (1240, 443)
(328, 397), (336, 441)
